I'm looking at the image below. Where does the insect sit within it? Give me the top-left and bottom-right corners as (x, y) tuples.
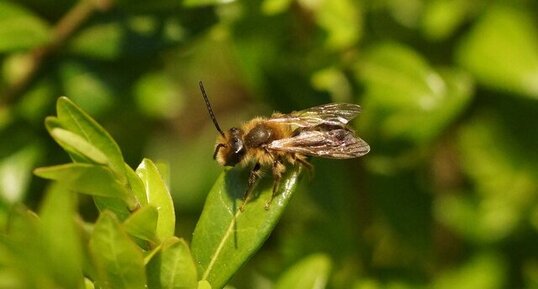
(199, 81), (370, 210)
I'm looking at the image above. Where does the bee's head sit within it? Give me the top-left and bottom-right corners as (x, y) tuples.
(214, 127), (246, 166)
(199, 81), (247, 166)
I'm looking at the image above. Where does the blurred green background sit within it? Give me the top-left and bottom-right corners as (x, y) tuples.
(1, 0), (538, 288)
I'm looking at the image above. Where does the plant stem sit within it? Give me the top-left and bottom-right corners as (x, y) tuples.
(1, 0), (113, 107)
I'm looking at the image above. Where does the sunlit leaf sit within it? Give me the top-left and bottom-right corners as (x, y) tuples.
(197, 280), (212, 289)
(0, 2), (51, 52)
(262, 0), (293, 15)
(134, 71), (183, 119)
(310, 0), (362, 49)
(90, 211), (146, 289)
(356, 42), (473, 146)
(125, 164), (148, 206)
(67, 22), (123, 60)
(34, 163), (129, 199)
(34, 163), (137, 219)
(420, 0), (478, 40)
(192, 166), (302, 289)
(124, 205), (158, 242)
(85, 278), (95, 289)
(50, 128), (109, 165)
(59, 61), (114, 115)
(55, 97), (127, 184)
(147, 237), (198, 289)
(136, 159), (175, 241)
(68, 15), (187, 58)
(183, 0), (236, 8)
(434, 253), (506, 289)
(274, 254), (332, 289)
(456, 5), (538, 99)
(0, 207), (50, 287)
(39, 184), (84, 289)
(0, 145), (41, 203)
(436, 114), (538, 242)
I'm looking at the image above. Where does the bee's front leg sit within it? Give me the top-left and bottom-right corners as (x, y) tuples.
(240, 162), (261, 211)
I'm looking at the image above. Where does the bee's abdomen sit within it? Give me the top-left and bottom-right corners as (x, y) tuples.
(245, 123), (274, 148)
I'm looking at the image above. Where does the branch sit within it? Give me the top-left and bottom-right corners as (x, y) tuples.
(1, 0), (113, 107)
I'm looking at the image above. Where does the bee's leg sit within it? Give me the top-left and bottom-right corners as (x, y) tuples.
(240, 162), (261, 211)
(265, 158), (285, 210)
(296, 156), (314, 178)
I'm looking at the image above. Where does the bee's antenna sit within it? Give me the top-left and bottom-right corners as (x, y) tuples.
(199, 81), (225, 137)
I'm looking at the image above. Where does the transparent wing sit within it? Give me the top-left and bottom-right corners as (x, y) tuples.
(267, 103), (361, 128)
(267, 128), (370, 159)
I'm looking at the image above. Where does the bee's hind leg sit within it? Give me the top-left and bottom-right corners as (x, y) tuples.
(265, 158), (285, 210)
(296, 156), (314, 178)
(240, 162), (261, 212)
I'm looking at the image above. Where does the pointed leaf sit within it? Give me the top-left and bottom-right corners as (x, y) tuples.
(0, 144), (41, 203)
(0, 2), (51, 52)
(55, 97), (127, 183)
(125, 164), (148, 206)
(124, 205), (158, 242)
(274, 254), (332, 289)
(90, 211), (146, 289)
(34, 163), (130, 200)
(197, 280), (212, 289)
(39, 184), (84, 289)
(45, 116), (93, 164)
(191, 166), (302, 289)
(356, 42), (472, 145)
(50, 128), (109, 165)
(1, 207), (50, 285)
(147, 237), (198, 289)
(456, 5), (538, 98)
(136, 159), (175, 241)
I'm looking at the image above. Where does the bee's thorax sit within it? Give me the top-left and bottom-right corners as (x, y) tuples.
(244, 123), (274, 148)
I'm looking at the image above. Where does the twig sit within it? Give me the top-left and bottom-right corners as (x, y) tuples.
(1, 0), (113, 106)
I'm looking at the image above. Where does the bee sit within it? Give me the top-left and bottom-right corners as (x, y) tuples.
(199, 81), (370, 210)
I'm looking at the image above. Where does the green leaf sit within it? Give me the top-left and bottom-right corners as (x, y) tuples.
(356, 42), (472, 146)
(436, 113), (538, 242)
(45, 116), (98, 164)
(313, 0), (362, 49)
(134, 71), (183, 118)
(433, 253), (506, 289)
(191, 166), (302, 289)
(124, 205), (158, 242)
(50, 128), (109, 165)
(59, 61), (114, 115)
(67, 22), (123, 60)
(115, 0), (183, 12)
(0, 145), (41, 203)
(262, 0), (293, 15)
(34, 163), (130, 200)
(136, 159), (175, 241)
(55, 97), (127, 184)
(147, 237), (198, 289)
(197, 280), (212, 289)
(274, 254), (332, 289)
(39, 184), (84, 289)
(0, 207), (51, 287)
(85, 278), (96, 289)
(90, 211), (146, 289)
(182, 0), (232, 7)
(34, 163), (137, 219)
(0, 2), (51, 52)
(420, 0), (476, 40)
(125, 164), (148, 206)
(456, 5), (538, 99)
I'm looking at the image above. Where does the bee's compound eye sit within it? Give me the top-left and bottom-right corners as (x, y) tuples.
(228, 127), (245, 154)
(232, 138), (244, 153)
